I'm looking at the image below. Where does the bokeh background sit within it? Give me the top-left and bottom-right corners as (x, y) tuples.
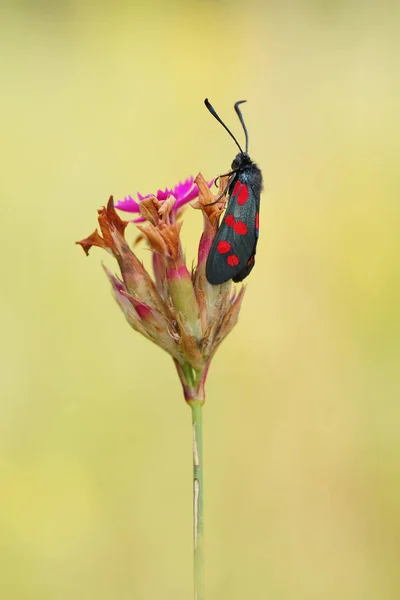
(1, 1), (399, 598)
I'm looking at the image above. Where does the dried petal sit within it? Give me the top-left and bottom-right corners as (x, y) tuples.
(136, 222), (169, 256)
(98, 196), (128, 251)
(77, 197), (128, 257)
(139, 197), (160, 225)
(158, 222), (183, 260)
(158, 196), (177, 222)
(192, 173), (228, 233)
(77, 229), (108, 255)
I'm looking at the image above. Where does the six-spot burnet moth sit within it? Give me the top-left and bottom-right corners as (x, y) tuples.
(204, 98), (263, 285)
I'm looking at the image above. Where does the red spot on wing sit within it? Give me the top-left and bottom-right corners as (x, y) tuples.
(233, 181), (241, 196)
(233, 221), (247, 235)
(246, 255), (254, 266)
(227, 254), (240, 267)
(255, 212), (259, 230)
(225, 214), (235, 227)
(237, 183), (249, 205)
(217, 240), (231, 254)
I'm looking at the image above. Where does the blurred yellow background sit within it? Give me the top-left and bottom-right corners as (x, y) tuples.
(1, 1), (399, 598)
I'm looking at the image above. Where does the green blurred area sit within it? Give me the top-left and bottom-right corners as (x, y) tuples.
(1, 1), (399, 598)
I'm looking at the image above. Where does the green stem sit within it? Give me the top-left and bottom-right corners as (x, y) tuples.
(190, 401), (204, 600)
(182, 363), (194, 387)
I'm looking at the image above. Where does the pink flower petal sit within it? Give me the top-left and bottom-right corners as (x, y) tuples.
(156, 189), (169, 201)
(116, 176), (213, 217)
(115, 195), (141, 213)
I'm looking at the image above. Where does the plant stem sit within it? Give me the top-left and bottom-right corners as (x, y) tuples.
(190, 401), (204, 600)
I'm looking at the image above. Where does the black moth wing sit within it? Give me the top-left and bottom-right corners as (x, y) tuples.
(232, 238), (258, 282)
(206, 164), (261, 285)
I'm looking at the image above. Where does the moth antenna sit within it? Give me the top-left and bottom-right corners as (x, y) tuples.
(204, 98), (243, 154)
(234, 100), (249, 153)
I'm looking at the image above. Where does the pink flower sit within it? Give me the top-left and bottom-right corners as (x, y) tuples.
(76, 173), (244, 404)
(115, 176), (213, 222)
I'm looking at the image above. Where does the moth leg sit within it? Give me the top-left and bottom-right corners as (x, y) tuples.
(206, 170), (238, 206)
(214, 168), (239, 189)
(205, 188), (228, 206)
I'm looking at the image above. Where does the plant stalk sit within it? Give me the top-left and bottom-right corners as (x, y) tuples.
(190, 401), (204, 600)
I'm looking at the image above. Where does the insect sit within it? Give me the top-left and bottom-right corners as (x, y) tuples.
(204, 98), (263, 285)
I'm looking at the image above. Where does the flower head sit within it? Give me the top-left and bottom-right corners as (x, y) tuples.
(77, 174), (245, 404)
(115, 176), (213, 223)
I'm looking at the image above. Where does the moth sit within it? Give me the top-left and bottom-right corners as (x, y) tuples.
(204, 99), (263, 285)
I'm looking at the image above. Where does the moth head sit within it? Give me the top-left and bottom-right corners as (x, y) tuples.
(231, 152), (251, 171)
